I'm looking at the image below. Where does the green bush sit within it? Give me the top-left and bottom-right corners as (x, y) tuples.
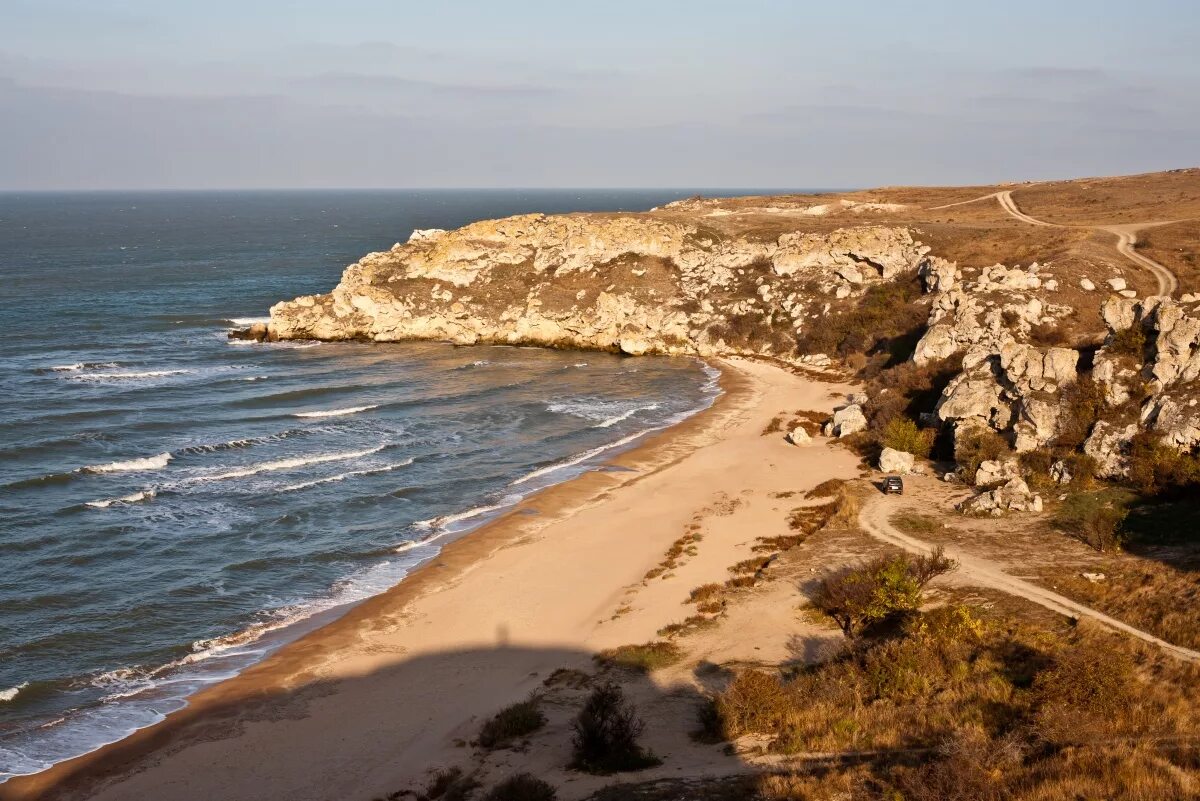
(880, 416), (934, 458)
(571, 683), (660, 774)
(1053, 492), (1129, 551)
(478, 696), (547, 749)
(484, 774), (556, 801)
(811, 549), (956, 638)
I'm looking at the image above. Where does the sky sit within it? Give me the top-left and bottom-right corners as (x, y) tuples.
(1, 0), (1198, 190)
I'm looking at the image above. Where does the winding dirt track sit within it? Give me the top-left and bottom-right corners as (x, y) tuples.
(928, 189), (1180, 296)
(859, 496), (1200, 663)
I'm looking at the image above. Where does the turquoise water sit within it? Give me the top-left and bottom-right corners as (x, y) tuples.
(0, 189), (760, 779)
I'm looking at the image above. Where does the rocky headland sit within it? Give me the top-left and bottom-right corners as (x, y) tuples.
(247, 170), (1200, 513)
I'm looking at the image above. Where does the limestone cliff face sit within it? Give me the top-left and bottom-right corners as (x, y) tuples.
(268, 213), (934, 357)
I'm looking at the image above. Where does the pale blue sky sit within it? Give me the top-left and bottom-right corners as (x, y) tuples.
(2, 0), (1197, 189)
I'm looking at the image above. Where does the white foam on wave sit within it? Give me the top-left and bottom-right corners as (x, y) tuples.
(547, 399), (660, 428)
(197, 445), (386, 482)
(594, 403), (660, 428)
(73, 370), (191, 381)
(82, 453), (172, 474)
(292, 405), (378, 418)
(414, 493), (523, 532)
(49, 362), (118, 372)
(279, 458), (414, 492)
(85, 489), (156, 509)
(0, 682), (28, 703)
(227, 317), (270, 326)
(511, 430), (648, 487)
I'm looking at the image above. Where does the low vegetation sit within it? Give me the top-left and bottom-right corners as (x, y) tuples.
(702, 605), (1200, 799)
(953, 427), (1011, 483)
(1052, 490), (1130, 551)
(1108, 324), (1148, 357)
(484, 774), (556, 801)
(879, 416), (934, 458)
(796, 275), (927, 360)
(596, 641), (684, 673)
(478, 696), (547, 749)
(571, 683), (661, 774)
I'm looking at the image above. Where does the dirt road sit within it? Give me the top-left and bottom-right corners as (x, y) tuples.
(928, 189), (1180, 296)
(858, 495), (1200, 662)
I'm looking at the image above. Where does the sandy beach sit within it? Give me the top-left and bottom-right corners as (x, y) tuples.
(2, 358), (861, 801)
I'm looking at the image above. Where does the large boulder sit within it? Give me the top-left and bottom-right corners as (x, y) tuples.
(823, 404), (868, 438)
(879, 447), (916, 474)
(787, 425), (813, 446)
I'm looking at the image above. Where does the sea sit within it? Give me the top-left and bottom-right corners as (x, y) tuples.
(0, 188), (782, 781)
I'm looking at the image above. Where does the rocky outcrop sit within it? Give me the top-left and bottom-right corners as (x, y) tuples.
(264, 214), (938, 357)
(961, 477), (1043, 516)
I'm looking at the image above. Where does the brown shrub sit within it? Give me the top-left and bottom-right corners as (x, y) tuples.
(1053, 377), (1106, 451)
(1108, 324), (1147, 357)
(687, 583), (723, 604)
(484, 773), (556, 801)
(954, 427), (1010, 482)
(711, 670), (794, 740)
(1126, 431), (1200, 496)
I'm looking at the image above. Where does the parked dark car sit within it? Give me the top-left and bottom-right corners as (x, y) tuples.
(883, 476), (905, 495)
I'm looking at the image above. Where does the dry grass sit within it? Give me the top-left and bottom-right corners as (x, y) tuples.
(1044, 560), (1200, 651)
(804, 478), (845, 499)
(1139, 220), (1200, 294)
(704, 604), (1200, 795)
(595, 641), (685, 672)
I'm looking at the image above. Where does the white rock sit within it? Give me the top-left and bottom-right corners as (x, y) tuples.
(1080, 278), (1096, 291)
(879, 447), (915, 474)
(823, 404), (867, 437)
(787, 425), (812, 446)
(1119, 289), (1138, 299)
(408, 228), (447, 243)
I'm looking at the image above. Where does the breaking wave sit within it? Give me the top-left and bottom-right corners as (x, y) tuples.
(292, 405), (378, 418)
(279, 459), (414, 492)
(83, 453), (172, 474)
(196, 445), (387, 482)
(85, 490), (156, 509)
(0, 682), (28, 703)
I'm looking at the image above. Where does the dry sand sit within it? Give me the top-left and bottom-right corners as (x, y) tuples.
(2, 358), (861, 801)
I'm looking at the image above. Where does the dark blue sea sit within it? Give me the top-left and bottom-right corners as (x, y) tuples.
(0, 189), (787, 780)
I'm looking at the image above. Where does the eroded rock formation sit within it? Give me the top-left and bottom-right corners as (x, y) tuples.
(265, 214), (936, 357)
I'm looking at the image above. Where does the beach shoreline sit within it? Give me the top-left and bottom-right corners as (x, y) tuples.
(1, 357), (858, 801)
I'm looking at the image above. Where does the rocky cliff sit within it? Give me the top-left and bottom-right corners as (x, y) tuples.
(265, 213), (941, 358)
